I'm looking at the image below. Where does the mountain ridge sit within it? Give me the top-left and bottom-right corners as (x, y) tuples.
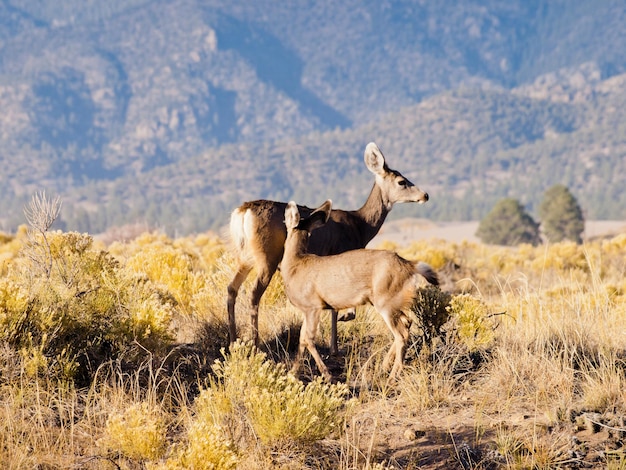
(0, 0), (625, 234)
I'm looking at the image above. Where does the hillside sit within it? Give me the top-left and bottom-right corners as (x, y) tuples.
(59, 78), (626, 234)
(0, 0), (625, 233)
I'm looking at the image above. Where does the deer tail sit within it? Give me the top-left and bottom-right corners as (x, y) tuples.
(416, 261), (439, 286)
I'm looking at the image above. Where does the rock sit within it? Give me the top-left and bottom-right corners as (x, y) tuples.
(404, 428), (426, 441)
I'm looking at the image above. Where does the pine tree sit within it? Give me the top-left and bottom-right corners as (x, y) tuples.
(539, 184), (585, 244)
(476, 198), (541, 246)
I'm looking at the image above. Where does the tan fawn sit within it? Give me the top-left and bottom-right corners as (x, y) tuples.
(281, 200), (439, 381)
(227, 142), (430, 353)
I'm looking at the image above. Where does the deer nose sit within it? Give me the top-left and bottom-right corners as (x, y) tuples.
(423, 192), (429, 202)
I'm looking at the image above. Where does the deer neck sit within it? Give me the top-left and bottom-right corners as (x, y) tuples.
(354, 183), (390, 243)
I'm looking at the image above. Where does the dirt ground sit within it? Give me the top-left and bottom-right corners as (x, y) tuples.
(342, 399), (626, 469)
(294, 345), (622, 469)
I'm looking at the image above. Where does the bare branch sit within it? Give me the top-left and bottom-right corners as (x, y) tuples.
(24, 191), (62, 233)
(23, 191), (62, 278)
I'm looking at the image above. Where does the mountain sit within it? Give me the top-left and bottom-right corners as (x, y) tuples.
(0, 0), (625, 234)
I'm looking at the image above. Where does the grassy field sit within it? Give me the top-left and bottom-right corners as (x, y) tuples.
(0, 217), (625, 469)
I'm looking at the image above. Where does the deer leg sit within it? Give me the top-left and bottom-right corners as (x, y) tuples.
(391, 313), (411, 378)
(290, 314), (309, 378)
(249, 267), (276, 347)
(330, 310), (339, 355)
(389, 337), (408, 379)
(330, 307), (356, 354)
(292, 309), (331, 381)
(380, 310), (411, 378)
(383, 345), (396, 372)
(227, 264), (252, 344)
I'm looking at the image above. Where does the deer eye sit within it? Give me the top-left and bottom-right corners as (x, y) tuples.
(397, 179), (407, 187)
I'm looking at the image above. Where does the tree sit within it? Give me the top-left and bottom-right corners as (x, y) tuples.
(539, 184), (585, 244)
(476, 198), (541, 246)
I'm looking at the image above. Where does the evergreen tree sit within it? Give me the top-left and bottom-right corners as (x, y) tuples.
(539, 184), (585, 244)
(476, 198), (541, 246)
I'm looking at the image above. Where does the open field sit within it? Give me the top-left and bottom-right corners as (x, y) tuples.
(371, 219), (626, 246)
(0, 219), (625, 469)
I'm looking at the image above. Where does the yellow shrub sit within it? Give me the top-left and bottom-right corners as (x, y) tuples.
(244, 376), (349, 445)
(531, 241), (588, 272)
(103, 402), (168, 462)
(167, 421), (238, 470)
(446, 294), (495, 351)
(204, 341), (351, 448)
(0, 230), (176, 384)
(0, 231), (22, 276)
(179, 232), (226, 271)
(398, 239), (457, 270)
(117, 273), (177, 347)
(120, 234), (206, 315)
(0, 278), (29, 319)
(109, 233), (214, 314)
(20, 337), (49, 378)
(191, 252), (234, 326)
(376, 239), (399, 251)
(600, 234), (626, 279)
(602, 233), (626, 254)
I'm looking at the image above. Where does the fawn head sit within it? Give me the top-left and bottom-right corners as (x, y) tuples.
(285, 200), (332, 236)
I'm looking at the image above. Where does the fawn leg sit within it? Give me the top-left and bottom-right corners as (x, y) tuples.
(292, 309), (331, 381)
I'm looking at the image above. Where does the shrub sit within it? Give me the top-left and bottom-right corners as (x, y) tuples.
(119, 232), (207, 315)
(539, 184), (585, 244)
(445, 294), (496, 352)
(0, 230), (176, 384)
(476, 198), (541, 246)
(530, 240), (589, 272)
(195, 341), (351, 450)
(102, 401), (168, 462)
(398, 239), (458, 271)
(410, 286), (452, 349)
(167, 420), (239, 470)
(0, 229), (21, 277)
(243, 375), (348, 445)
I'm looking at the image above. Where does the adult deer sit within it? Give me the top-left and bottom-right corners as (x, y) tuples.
(282, 200), (439, 380)
(226, 142), (430, 353)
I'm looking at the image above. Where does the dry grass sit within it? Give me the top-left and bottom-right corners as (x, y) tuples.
(0, 228), (625, 468)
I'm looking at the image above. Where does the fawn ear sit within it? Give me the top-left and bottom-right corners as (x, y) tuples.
(364, 142), (388, 175)
(304, 199), (332, 232)
(284, 201), (300, 230)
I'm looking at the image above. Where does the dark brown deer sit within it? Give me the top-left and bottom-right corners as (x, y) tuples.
(282, 200), (439, 380)
(226, 142), (430, 352)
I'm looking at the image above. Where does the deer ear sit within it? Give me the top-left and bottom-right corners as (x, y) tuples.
(284, 201), (300, 230)
(306, 199), (332, 232)
(364, 142), (387, 175)
(314, 199), (332, 222)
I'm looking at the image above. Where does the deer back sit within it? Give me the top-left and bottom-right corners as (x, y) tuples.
(229, 199), (374, 266)
(281, 247), (420, 313)
(228, 142), (429, 266)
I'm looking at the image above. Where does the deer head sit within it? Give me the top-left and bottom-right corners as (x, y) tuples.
(364, 142), (429, 210)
